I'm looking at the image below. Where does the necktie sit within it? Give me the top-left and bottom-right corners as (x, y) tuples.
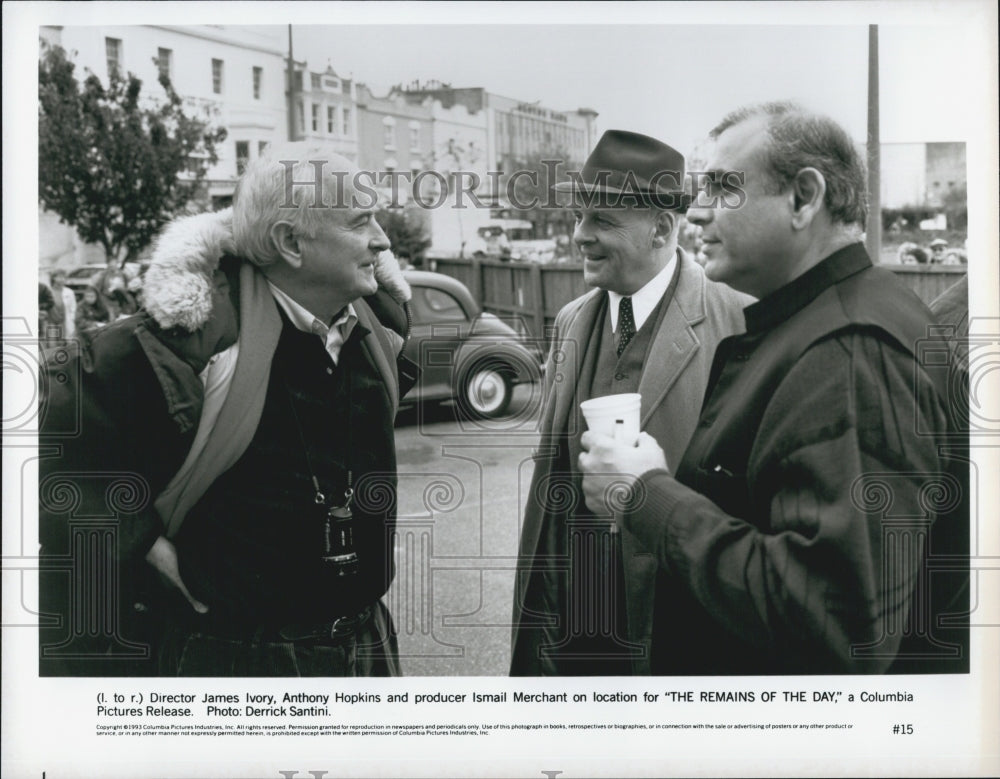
(617, 296), (636, 357)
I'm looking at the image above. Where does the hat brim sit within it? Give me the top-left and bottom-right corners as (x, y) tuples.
(552, 181), (692, 211)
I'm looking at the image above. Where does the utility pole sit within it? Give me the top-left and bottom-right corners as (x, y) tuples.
(286, 24), (296, 141)
(866, 24), (881, 263)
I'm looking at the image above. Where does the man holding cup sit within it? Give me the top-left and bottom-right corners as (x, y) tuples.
(510, 130), (750, 675)
(578, 103), (969, 674)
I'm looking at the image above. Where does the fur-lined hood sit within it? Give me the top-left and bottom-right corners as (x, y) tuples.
(142, 208), (411, 332)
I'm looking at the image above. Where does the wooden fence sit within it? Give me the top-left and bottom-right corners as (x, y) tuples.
(882, 263), (968, 305)
(432, 257), (589, 341)
(429, 256), (967, 343)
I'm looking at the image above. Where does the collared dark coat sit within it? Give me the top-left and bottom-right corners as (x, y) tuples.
(622, 245), (969, 675)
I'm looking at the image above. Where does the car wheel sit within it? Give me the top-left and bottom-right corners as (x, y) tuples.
(458, 362), (513, 419)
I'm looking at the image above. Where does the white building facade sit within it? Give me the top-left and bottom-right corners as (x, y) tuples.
(40, 25), (289, 267)
(290, 63), (358, 160)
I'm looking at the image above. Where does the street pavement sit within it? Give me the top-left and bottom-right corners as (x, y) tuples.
(389, 384), (544, 676)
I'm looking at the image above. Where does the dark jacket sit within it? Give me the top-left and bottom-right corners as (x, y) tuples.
(623, 244), (969, 675)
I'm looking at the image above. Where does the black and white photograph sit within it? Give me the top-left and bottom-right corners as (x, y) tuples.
(3, 1), (998, 777)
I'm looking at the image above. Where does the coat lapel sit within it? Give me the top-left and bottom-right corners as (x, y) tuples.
(550, 289), (605, 437)
(355, 299), (399, 413)
(517, 289), (603, 565)
(637, 252), (705, 427)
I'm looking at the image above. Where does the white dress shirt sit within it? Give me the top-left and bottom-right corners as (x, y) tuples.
(607, 253), (677, 334)
(266, 281), (358, 366)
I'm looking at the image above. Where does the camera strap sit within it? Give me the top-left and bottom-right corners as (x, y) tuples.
(283, 370), (355, 566)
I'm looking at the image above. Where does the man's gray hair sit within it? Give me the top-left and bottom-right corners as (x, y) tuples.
(710, 101), (868, 228)
(232, 141), (357, 266)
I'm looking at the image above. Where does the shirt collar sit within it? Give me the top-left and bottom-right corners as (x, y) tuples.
(607, 250), (678, 333)
(743, 242), (872, 334)
(266, 280), (357, 340)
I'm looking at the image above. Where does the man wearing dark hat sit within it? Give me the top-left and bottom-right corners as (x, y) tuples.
(510, 130), (750, 675)
(578, 103), (969, 674)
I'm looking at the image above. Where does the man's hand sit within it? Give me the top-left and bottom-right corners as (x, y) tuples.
(145, 536), (209, 614)
(579, 431), (669, 516)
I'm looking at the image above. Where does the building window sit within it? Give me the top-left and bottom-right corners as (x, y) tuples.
(409, 125), (420, 151)
(258, 140), (269, 156)
(212, 58), (224, 94)
(252, 66), (262, 99)
(311, 73), (322, 90)
(297, 101), (305, 133)
(342, 107), (351, 136)
(105, 37), (122, 77)
(157, 47), (172, 81)
(311, 104), (319, 132)
(236, 141), (250, 175)
(382, 116), (396, 149)
(327, 106), (336, 135)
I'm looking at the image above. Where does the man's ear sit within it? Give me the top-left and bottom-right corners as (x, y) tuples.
(269, 221), (304, 268)
(790, 167), (826, 230)
(651, 209), (676, 247)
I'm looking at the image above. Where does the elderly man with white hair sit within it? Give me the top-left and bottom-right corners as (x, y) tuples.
(39, 143), (414, 677)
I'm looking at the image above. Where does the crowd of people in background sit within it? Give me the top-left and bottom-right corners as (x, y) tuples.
(38, 263), (145, 348)
(37, 270), (75, 345)
(897, 236), (967, 265)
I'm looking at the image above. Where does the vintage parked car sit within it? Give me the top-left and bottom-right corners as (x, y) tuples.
(401, 270), (543, 418)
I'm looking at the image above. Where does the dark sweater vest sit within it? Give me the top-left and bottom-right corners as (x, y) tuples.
(589, 291), (669, 400)
(175, 311), (397, 627)
(576, 275), (678, 509)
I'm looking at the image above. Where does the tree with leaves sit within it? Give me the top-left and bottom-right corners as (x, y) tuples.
(38, 43), (226, 267)
(376, 205), (431, 268)
(429, 135), (485, 257)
